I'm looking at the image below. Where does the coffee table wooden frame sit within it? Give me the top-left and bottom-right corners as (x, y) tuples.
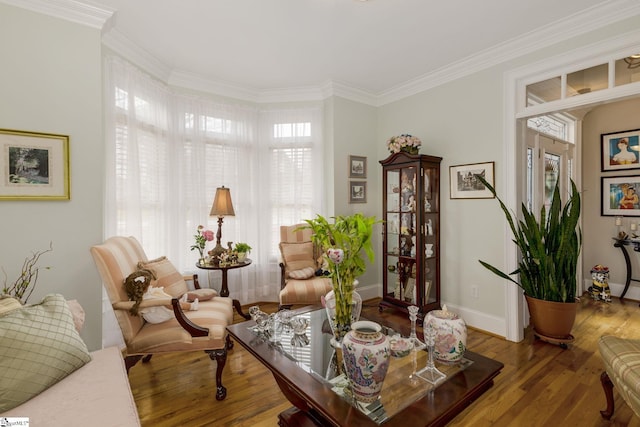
(226, 307), (503, 427)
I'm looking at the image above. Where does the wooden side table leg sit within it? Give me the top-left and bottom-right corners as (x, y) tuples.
(614, 241), (632, 300)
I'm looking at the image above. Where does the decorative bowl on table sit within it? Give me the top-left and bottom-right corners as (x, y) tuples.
(389, 336), (413, 358)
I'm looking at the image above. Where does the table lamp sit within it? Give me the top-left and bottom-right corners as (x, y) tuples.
(209, 186), (235, 261)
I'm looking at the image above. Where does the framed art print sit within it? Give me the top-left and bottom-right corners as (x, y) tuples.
(602, 175), (640, 216)
(349, 180), (367, 203)
(449, 161), (495, 199)
(349, 155), (367, 178)
(0, 129), (70, 200)
(601, 128), (640, 172)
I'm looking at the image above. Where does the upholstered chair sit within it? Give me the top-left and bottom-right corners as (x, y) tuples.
(278, 224), (332, 309)
(90, 236), (234, 400)
(598, 335), (640, 419)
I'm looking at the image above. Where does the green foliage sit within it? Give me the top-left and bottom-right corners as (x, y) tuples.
(477, 176), (581, 303)
(301, 213), (379, 287)
(300, 213), (380, 334)
(234, 242), (252, 254)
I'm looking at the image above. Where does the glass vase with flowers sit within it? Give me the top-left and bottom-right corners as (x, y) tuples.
(190, 225), (214, 265)
(301, 213), (379, 344)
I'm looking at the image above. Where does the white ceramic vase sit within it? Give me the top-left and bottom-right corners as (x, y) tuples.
(341, 320), (391, 403)
(424, 305), (467, 363)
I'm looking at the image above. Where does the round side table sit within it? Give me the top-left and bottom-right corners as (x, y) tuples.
(196, 259), (252, 319)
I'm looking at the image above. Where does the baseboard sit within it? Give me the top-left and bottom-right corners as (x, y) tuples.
(356, 283), (380, 302)
(444, 302), (506, 339)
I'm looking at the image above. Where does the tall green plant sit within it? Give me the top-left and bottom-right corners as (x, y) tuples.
(478, 176), (581, 303)
(300, 214), (379, 335)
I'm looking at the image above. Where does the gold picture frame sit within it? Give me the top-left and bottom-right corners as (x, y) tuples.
(0, 129), (70, 200)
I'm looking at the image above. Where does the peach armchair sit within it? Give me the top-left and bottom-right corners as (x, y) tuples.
(278, 224), (332, 309)
(90, 236), (234, 400)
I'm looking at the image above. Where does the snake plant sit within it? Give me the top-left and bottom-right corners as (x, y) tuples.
(478, 176), (581, 303)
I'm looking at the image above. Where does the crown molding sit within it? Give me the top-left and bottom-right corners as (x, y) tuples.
(102, 29), (172, 82)
(377, 0), (640, 105)
(0, 0), (114, 31)
(7, 0), (640, 106)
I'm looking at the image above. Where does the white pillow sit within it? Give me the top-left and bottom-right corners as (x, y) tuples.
(288, 266), (316, 280)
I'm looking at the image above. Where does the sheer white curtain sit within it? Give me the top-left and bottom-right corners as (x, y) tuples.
(102, 55), (324, 346)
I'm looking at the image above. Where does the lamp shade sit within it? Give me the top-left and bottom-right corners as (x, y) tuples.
(210, 186), (235, 217)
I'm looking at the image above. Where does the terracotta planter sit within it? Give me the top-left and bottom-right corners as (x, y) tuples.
(525, 295), (578, 339)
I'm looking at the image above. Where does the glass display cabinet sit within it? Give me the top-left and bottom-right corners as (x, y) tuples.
(379, 152), (442, 317)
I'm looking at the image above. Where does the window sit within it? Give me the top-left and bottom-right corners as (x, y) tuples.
(104, 55), (324, 305)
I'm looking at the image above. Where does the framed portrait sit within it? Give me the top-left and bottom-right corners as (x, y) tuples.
(449, 161), (495, 199)
(0, 129), (70, 200)
(601, 175), (640, 216)
(601, 128), (640, 171)
(349, 155), (367, 178)
(349, 180), (367, 203)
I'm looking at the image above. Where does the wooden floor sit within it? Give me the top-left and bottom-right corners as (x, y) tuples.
(128, 295), (640, 426)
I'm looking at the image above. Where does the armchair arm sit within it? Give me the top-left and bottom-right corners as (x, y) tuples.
(279, 262), (287, 290)
(184, 273), (201, 289)
(112, 298), (174, 311)
(170, 298), (208, 337)
(112, 298), (209, 338)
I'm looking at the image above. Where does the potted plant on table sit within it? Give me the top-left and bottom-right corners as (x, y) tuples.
(301, 213), (380, 343)
(477, 176), (582, 344)
(234, 242), (252, 262)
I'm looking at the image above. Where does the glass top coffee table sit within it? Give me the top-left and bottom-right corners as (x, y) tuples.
(226, 306), (503, 427)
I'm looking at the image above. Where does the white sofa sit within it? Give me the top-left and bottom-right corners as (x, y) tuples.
(1, 346), (140, 426)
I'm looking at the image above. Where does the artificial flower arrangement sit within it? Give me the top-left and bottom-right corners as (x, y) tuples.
(386, 134), (422, 154)
(190, 225), (214, 260)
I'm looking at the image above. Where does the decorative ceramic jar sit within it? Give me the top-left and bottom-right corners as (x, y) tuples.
(424, 305), (467, 363)
(324, 289), (362, 346)
(341, 320), (391, 403)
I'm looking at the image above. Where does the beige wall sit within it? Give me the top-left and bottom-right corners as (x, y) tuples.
(328, 96), (381, 297)
(0, 4), (104, 350)
(582, 98), (640, 299)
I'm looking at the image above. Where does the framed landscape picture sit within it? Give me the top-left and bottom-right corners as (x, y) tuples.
(349, 155), (367, 178)
(0, 129), (70, 200)
(601, 175), (640, 216)
(449, 161), (495, 199)
(349, 180), (367, 203)
(601, 128), (640, 172)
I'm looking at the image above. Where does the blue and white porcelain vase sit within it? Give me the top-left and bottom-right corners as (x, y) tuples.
(341, 320), (391, 403)
(424, 305), (467, 363)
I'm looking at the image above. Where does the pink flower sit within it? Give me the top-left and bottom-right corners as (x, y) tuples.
(327, 248), (344, 264)
(203, 230), (214, 241)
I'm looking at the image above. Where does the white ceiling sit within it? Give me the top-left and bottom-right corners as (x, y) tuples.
(7, 0), (640, 103)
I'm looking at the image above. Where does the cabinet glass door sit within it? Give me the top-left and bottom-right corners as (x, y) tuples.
(423, 166), (437, 304)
